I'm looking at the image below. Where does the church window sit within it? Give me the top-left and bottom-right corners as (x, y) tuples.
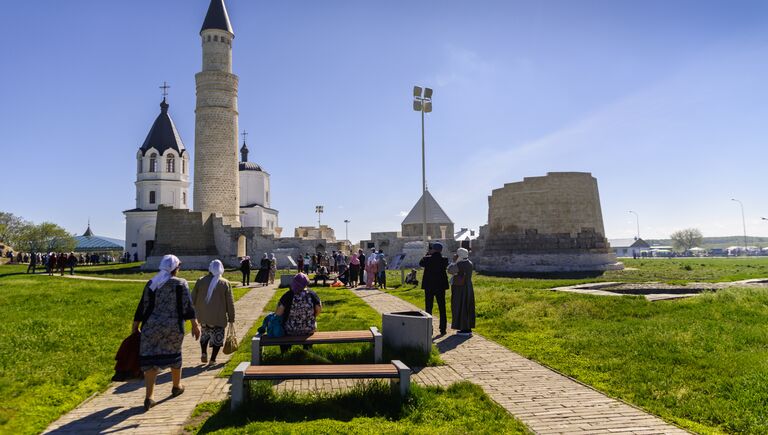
(149, 191), (156, 204)
(149, 153), (157, 172)
(137, 158), (142, 174)
(182, 159), (186, 174)
(207, 35), (211, 42)
(182, 192), (187, 205)
(166, 155), (176, 173)
(214, 35), (218, 41)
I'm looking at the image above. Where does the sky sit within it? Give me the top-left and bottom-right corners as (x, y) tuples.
(2, 0), (768, 244)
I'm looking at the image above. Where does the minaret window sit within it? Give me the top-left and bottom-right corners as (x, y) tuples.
(149, 191), (156, 204)
(149, 153), (158, 172)
(167, 155), (176, 173)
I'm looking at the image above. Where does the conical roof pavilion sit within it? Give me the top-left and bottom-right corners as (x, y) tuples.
(401, 191), (453, 226)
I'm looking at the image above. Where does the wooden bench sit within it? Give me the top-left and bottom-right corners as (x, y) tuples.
(252, 327), (383, 365)
(231, 360), (411, 410)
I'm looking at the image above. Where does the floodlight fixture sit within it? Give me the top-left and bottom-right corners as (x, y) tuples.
(413, 100), (422, 111)
(424, 87), (433, 99)
(413, 86), (423, 97)
(424, 101), (432, 113)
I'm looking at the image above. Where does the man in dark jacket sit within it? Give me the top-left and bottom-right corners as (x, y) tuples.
(419, 241), (449, 335)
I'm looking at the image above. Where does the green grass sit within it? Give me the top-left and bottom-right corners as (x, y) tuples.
(187, 381), (529, 434)
(387, 261), (768, 434)
(0, 264), (252, 435)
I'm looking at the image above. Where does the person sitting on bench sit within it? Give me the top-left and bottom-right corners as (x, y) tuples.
(404, 268), (419, 286)
(313, 266), (330, 286)
(276, 273), (322, 352)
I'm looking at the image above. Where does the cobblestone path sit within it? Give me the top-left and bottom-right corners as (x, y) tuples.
(44, 284), (278, 435)
(350, 288), (689, 435)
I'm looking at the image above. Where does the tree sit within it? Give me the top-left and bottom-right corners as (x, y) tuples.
(0, 211), (28, 247)
(15, 222), (76, 253)
(670, 228), (703, 252)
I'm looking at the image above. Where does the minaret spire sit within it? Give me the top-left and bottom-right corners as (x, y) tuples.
(201, 0), (233, 35)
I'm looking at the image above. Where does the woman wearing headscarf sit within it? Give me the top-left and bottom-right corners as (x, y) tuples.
(276, 273), (322, 339)
(255, 253), (271, 286)
(447, 248), (475, 336)
(191, 260), (235, 366)
(348, 252), (360, 287)
(364, 248), (378, 289)
(269, 253), (277, 285)
(133, 255), (200, 411)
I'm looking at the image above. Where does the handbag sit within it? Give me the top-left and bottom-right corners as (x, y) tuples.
(223, 325), (239, 355)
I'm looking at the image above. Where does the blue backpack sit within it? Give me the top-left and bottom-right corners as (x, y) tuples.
(257, 312), (285, 337)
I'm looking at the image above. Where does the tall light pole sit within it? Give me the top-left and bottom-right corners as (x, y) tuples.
(343, 219), (350, 242)
(315, 205), (324, 228)
(413, 86), (433, 252)
(628, 210), (640, 240)
(731, 198), (748, 254)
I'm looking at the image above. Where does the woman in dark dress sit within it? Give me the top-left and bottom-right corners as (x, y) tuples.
(255, 253), (270, 286)
(447, 248), (475, 336)
(133, 255), (201, 411)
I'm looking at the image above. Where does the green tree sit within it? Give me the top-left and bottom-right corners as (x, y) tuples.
(15, 222), (76, 253)
(0, 212), (28, 247)
(670, 228), (703, 252)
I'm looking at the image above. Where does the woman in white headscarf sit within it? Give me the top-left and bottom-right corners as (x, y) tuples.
(191, 259), (235, 366)
(132, 255), (201, 411)
(447, 248), (475, 335)
(269, 253), (277, 285)
(255, 253), (271, 286)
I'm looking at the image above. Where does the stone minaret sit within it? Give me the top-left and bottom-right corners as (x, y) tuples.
(193, 0), (240, 226)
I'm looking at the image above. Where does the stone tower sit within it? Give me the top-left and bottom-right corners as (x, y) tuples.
(193, 0), (240, 226)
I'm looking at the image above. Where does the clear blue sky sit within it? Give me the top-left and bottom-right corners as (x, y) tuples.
(2, 0), (768, 243)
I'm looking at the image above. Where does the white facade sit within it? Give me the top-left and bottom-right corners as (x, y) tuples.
(238, 163), (278, 236)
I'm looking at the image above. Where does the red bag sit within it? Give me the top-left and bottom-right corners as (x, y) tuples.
(112, 332), (142, 381)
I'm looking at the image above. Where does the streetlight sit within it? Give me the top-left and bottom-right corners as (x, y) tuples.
(731, 198), (748, 254)
(628, 210), (640, 240)
(343, 219), (350, 242)
(413, 86), (433, 252)
(315, 205), (324, 228)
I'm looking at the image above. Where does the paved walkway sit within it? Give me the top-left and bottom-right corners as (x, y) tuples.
(350, 288), (689, 435)
(44, 284), (278, 435)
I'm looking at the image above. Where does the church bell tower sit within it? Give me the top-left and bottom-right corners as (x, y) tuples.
(193, 0), (241, 226)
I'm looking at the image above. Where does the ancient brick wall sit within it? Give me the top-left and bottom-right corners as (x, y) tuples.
(152, 206), (218, 256)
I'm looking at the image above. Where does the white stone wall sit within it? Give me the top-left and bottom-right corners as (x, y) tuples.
(124, 211), (156, 261)
(239, 170), (268, 207)
(193, 28), (240, 226)
(135, 149), (190, 210)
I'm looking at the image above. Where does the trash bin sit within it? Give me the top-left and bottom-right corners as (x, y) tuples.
(382, 310), (433, 356)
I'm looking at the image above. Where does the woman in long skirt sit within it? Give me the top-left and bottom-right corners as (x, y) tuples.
(447, 248), (475, 335)
(255, 253), (270, 286)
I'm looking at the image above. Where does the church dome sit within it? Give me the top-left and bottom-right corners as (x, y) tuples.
(139, 99), (186, 156)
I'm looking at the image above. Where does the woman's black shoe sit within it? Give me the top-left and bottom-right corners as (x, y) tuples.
(143, 398), (156, 411)
(171, 386), (185, 397)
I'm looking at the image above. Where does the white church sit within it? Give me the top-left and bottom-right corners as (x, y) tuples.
(123, 100), (278, 261)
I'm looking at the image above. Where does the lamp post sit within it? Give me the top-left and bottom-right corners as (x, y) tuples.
(628, 210), (640, 240)
(343, 219), (350, 244)
(315, 205), (324, 228)
(413, 86), (433, 252)
(731, 198), (748, 255)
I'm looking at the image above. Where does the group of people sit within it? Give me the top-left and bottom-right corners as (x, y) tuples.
(419, 242), (476, 336)
(239, 253), (276, 287)
(11, 251), (116, 275)
(132, 254), (321, 411)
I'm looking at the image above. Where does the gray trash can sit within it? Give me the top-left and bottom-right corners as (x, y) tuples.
(382, 310), (433, 356)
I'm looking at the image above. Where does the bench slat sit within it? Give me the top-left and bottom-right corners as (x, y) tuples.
(244, 363), (399, 380)
(260, 330), (373, 345)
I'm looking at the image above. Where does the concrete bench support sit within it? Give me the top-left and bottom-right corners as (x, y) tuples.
(231, 361), (250, 411)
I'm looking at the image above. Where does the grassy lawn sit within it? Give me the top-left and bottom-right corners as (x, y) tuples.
(0, 264), (252, 435)
(188, 381), (529, 434)
(387, 259), (768, 434)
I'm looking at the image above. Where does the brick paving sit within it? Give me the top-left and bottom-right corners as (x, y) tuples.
(44, 284), (278, 435)
(350, 288), (689, 435)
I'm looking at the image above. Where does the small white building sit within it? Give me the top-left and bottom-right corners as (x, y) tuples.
(238, 141), (279, 235)
(609, 238), (651, 258)
(124, 99), (190, 261)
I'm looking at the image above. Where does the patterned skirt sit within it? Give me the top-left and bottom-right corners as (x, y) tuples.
(200, 324), (225, 348)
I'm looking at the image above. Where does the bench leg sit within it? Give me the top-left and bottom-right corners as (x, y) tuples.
(231, 362), (250, 411)
(252, 336), (261, 365)
(392, 360), (411, 398)
(370, 326), (383, 363)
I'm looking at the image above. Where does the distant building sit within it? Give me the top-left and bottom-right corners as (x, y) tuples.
(294, 226), (336, 242)
(75, 224), (125, 253)
(609, 238), (651, 258)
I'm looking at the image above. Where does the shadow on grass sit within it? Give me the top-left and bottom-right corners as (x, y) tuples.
(199, 380), (404, 432)
(259, 343), (443, 368)
(479, 270), (607, 279)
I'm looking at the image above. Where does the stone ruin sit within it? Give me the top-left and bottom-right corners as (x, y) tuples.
(473, 172), (623, 274)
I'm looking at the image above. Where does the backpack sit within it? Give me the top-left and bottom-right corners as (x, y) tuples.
(257, 312), (285, 337)
(284, 291), (316, 335)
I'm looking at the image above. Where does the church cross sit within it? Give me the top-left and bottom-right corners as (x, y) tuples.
(241, 130), (248, 144)
(160, 82), (171, 99)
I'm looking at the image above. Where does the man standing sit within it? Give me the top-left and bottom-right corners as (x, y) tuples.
(27, 252), (37, 274)
(419, 242), (449, 335)
(357, 249), (366, 286)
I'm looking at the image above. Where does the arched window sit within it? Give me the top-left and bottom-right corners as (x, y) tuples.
(182, 158), (186, 174)
(166, 155), (175, 173)
(149, 191), (156, 204)
(182, 192), (187, 205)
(137, 158), (142, 174)
(149, 153), (157, 172)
